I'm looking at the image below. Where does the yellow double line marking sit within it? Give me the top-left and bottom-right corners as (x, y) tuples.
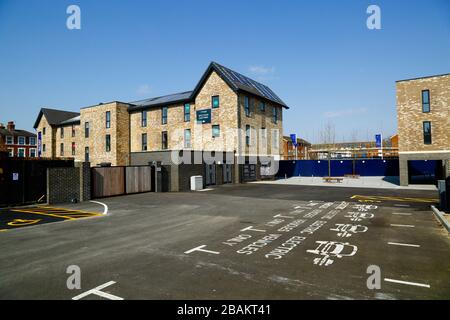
(351, 195), (438, 203)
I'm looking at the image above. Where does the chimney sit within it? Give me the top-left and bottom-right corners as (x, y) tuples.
(7, 121), (15, 131)
(0, 123), (4, 129)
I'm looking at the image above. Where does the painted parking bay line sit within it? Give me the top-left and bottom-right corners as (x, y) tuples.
(387, 242), (420, 248)
(384, 278), (430, 288)
(390, 224), (415, 228)
(392, 212), (412, 216)
(72, 281), (123, 300)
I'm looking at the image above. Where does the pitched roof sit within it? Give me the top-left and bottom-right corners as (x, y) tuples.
(128, 91), (192, 111)
(0, 128), (36, 137)
(33, 108), (80, 129)
(59, 115), (81, 125)
(129, 61), (289, 111)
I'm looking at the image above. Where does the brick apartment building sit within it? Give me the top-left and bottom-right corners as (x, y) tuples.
(397, 73), (450, 186)
(282, 136), (311, 160)
(0, 121), (37, 157)
(33, 62), (287, 183)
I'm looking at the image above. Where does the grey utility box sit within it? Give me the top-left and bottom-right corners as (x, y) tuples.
(438, 180), (448, 212)
(190, 176), (203, 191)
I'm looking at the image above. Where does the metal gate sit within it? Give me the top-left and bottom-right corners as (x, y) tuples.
(242, 164), (256, 181)
(223, 164), (232, 183)
(205, 164), (216, 186)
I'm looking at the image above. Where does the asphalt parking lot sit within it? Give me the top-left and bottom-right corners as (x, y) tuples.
(0, 184), (448, 300)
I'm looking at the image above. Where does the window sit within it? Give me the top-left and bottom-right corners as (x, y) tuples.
(43, 144), (46, 152)
(212, 96), (220, 108)
(260, 101), (266, 112)
(422, 90), (430, 113)
(30, 148), (36, 157)
(184, 104), (190, 122)
(245, 125), (250, 146)
(184, 129), (191, 148)
(244, 96), (250, 117)
(272, 130), (280, 151)
(85, 147), (89, 162)
(85, 122), (89, 138)
(8, 148), (13, 157)
(142, 133), (147, 151)
(60, 143), (64, 156)
(106, 134), (111, 152)
(18, 148), (25, 157)
(141, 110), (147, 127)
(272, 106), (278, 124)
(71, 142), (76, 156)
(6, 136), (13, 145)
(29, 136), (36, 145)
(162, 131), (168, 150)
(18, 136), (25, 145)
(423, 121), (432, 145)
(162, 106), (168, 124)
(106, 111), (111, 128)
(72, 125), (76, 137)
(212, 125), (220, 138)
(60, 127), (64, 139)
(43, 127), (46, 135)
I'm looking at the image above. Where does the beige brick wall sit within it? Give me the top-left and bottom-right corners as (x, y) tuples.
(397, 74), (450, 153)
(55, 124), (81, 158)
(79, 102), (130, 166)
(36, 115), (55, 158)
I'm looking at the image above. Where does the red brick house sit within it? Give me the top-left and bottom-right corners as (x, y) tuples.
(0, 121), (37, 157)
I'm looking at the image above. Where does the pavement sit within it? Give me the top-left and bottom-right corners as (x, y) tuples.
(0, 183), (449, 300)
(257, 176), (438, 191)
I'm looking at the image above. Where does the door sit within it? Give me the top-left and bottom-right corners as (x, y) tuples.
(223, 164), (232, 183)
(205, 164), (216, 186)
(243, 164), (256, 181)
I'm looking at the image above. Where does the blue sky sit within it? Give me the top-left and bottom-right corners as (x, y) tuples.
(0, 0), (449, 143)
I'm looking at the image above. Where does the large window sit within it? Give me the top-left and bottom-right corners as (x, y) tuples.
(43, 127), (46, 135)
(18, 136), (25, 145)
(260, 101), (266, 112)
(60, 127), (64, 139)
(184, 129), (191, 148)
(72, 125), (76, 137)
(85, 122), (89, 138)
(60, 143), (64, 156)
(141, 110), (147, 127)
(72, 142), (76, 156)
(105, 134), (111, 152)
(106, 111), (111, 128)
(184, 104), (190, 122)
(142, 133), (147, 151)
(85, 147), (89, 162)
(43, 144), (46, 152)
(29, 136), (36, 145)
(212, 96), (220, 108)
(30, 148), (36, 157)
(212, 125), (220, 138)
(8, 148), (13, 157)
(162, 106), (168, 124)
(423, 121), (432, 145)
(422, 90), (430, 113)
(244, 96), (250, 117)
(18, 148), (25, 157)
(162, 131), (168, 150)
(6, 136), (13, 144)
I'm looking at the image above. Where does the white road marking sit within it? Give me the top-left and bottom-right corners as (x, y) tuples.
(72, 281), (123, 300)
(90, 200), (108, 215)
(390, 224), (415, 228)
(240, 226), (266, 233)
(392, 212), (412, 216)
(184, 245), (220, 255)
(394, 204), (410, 207)
(387, 242), (420, 248)
(384, 278), (430, 288)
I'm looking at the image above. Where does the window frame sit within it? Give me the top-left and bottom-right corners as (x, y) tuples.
(161, 131), (168, 150)
(85, 122), (90, 138)
(212, 125), (220, 138)
(141, 110), (147, 127)
(244, 96), (250, 117)
(30, 148), (36, 157)
(18, 148), (25, 158)
(245, 125), (251, 146)
(106, 111), (111, 128)
(60, 127), (64, 139)
(212, 95), (220, 109)
(85, 146), (90, 162)
(71, 142), (76, 156)
(162, 106), (168, 125)
(423, 121), (432, 145)
(105, 134), (111, 152)
(422, 90), (430, 113)
(184, 129), (191, 149)
(184, 103), (190, 122)
(6, 136), (13, 145)
(8, 148), (14, 157)
(72, 125), (76, 137)
(260, 101), (266, 112)
(60, 143), (64, 156)
(18, 136), (25, 145)
(272, 106), (278, 124)
(141, 133), (148, 151)
(29, 136), (36, 145)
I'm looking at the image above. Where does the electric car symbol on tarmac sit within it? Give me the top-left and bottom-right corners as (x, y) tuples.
(330, 224), (368, 238)
(307, 241), (358, 266)
(344, 212), (374, 222)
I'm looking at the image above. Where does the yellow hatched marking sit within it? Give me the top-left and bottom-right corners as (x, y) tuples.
(11, 209), (76, 220)
(38, 206), (100, 215)
(351, 195), (438, 203)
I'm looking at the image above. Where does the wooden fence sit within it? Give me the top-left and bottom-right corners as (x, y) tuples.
(91, 165), (152, 198)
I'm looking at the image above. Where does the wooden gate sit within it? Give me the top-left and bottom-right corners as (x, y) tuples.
(91, 165), (152, 198)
